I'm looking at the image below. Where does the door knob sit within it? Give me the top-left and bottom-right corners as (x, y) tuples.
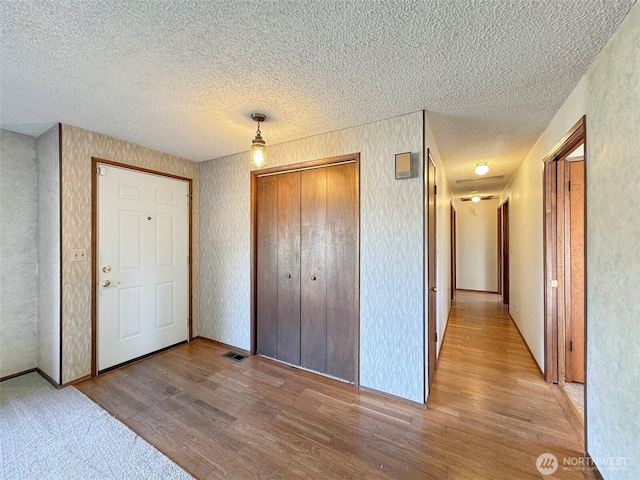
(102, 279), (112, 287)
(287, 274), (291, 278)
(311, 276), (317, 281)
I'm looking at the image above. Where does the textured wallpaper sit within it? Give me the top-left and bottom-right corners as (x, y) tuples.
(36, 125), (61, 384)
(198, 153), (252, 349)
(586, 3), (640, 477)
(60, 125), (199, 384)
(199, 112), (426, 402)
(0, 130), (38, 378)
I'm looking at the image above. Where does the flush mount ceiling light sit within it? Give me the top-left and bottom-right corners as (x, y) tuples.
(250, 113), (267, 168)
(474, 162), (489, 176)
(471, 194), (481, 203)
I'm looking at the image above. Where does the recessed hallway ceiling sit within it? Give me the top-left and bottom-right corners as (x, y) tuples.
(0, 0), (635, 195)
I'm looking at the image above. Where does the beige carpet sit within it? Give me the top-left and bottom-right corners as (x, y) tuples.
(0, 373), (192, 479)
(563, 381), (584, 419)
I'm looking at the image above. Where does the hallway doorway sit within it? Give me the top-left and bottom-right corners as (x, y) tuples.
(543, 117), (586, 430)
(498, 199), (509, 305)
(427, 151), (437, 389)
(450, 202), (456, 301)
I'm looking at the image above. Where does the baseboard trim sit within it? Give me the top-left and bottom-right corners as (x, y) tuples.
(359, 385), (426, 410)
(586, 453), (605, 480)
(456, 288), (499, 294)
(0, 368), (36, 382)
(438, 307), (453, 355)
(508, 313), (544, 377)
(192, 336), (251, 356)
(36, 368), (60, 389)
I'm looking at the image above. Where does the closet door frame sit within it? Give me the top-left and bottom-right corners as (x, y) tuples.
(250, 153), (360, 387)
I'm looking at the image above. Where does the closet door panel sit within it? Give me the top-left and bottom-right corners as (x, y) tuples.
(256, 176), (278, 358)
(277, 172), (301, 365)
(326, 163), (357, 381)
(300, 168), (327, 373)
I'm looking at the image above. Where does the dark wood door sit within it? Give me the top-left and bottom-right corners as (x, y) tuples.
(256, 161), (357, 382)
(501, 200), (510, 305)
(497, 206), (502, 295)
(566, 160), (585, 383)
(256, 172), (301, 364)
(277, 172), (302, 365)
(325, 163), (357, 381)
(451, 203), (456, 300)
(300, 164), (357, 381)
(427, 155), (437, 388)
(300, 168), (328, 373)
(256, 175), (278, 358)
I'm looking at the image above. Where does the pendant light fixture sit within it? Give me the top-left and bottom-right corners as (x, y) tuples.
(250, 113), (267, 168)
(474, 162), (489, 176)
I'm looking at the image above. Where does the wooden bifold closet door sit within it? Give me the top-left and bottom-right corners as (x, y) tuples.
(256, 162), (357, 382)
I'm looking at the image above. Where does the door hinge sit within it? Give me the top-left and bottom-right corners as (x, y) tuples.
(568, 181), (571, 191)
(569, 340), (573, 352)
(434, 332), (438, 343)
(434, 185), (437, 195)
(187, 193), (193, 199)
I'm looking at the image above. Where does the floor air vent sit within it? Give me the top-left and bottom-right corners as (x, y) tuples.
(222, 351), (247, 362)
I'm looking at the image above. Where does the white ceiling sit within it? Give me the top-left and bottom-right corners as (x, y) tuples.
(0, 0), (635, 196)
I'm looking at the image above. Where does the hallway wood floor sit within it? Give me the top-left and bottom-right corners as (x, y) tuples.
(78, 291), (591, 479)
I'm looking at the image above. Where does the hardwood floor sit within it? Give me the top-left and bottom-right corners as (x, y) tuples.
(77, 291), (591, 479)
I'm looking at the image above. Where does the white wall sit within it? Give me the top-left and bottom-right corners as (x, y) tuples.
(498, 78), (587, 370)
(199, 112), (426, 402)
(454, 198), (498, 292)
(36, 125), (61, 384)
(0, 130), (38, 378)
(585, 3), (640, 477)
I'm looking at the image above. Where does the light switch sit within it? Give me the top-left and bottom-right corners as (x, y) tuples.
(72, 249), (87, 261)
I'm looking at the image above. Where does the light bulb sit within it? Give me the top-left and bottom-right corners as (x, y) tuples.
(471, 195), (481, 203)
(250, 113), (268, 168)
(251, 145), (266, 168)
(474, 163), (489, 176)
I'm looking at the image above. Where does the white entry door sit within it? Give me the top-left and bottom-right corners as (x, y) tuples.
(97, 164), (189, 371)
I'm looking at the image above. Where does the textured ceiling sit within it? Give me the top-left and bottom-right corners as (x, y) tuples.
(0, 0), (635, 196)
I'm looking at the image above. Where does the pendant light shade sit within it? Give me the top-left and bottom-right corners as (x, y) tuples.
(250, 113), (267, 168)
(474, 162), (489, 176)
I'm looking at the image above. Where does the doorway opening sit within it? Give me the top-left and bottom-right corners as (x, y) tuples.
(498, 199), (509, 305)
(450, 202), (456, 301)
(543, 117), (586, 433)
(91, 158), (193, 376)
(426, 150), (437, 390)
